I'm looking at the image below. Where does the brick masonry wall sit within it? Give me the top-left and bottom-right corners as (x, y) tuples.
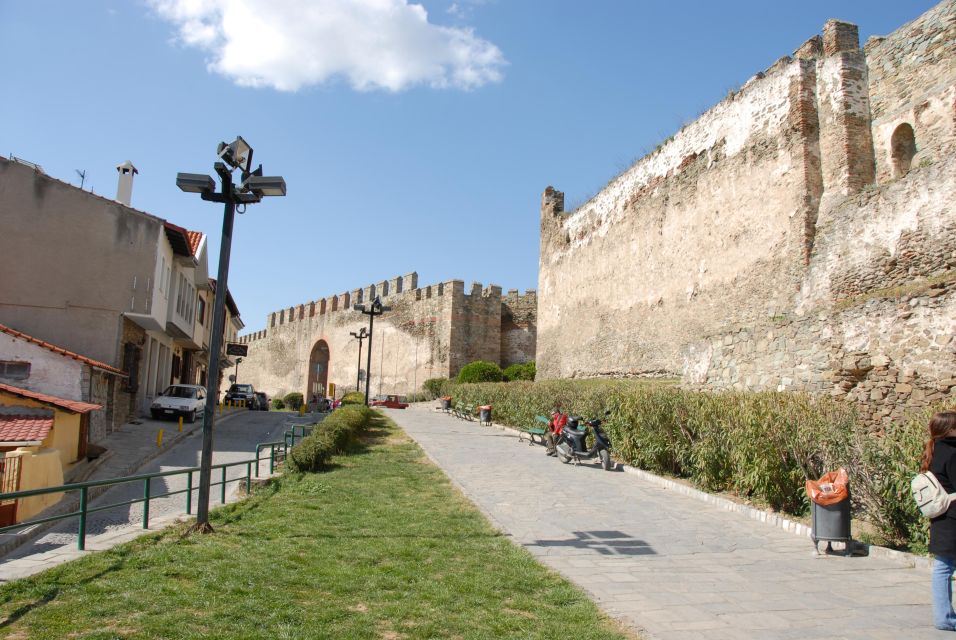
(539, 1), (956, 426)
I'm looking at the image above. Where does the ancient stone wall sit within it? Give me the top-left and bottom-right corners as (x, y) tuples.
(239, 273), (536, 399)
(501, 290), (537, 368)
(539, 0), (956, 427)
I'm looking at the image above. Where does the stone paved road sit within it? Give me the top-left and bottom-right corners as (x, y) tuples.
(388, 406), (946, 640)
(0, 410), (293, 574)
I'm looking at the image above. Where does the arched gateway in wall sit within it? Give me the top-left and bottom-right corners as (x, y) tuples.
(307, 340), (330, 400)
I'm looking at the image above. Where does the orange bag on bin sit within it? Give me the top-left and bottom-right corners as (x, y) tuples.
(806, 468), (849, 506)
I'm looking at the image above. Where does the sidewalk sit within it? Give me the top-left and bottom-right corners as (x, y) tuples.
(0, 405), (274, 560)
(388, 405), (942, 640)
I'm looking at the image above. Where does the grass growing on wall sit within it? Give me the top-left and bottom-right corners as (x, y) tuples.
(441, 379), (933, 550)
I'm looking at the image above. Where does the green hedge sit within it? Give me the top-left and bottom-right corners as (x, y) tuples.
(456, 361), (505, 384)
(503, 361), (536, 381)
(287, 405), (374, 473)
(444, 379), (933, 549)
(340, 391), (365, 405)
(284, 392), (304, 410)
(271, 398), (285, 410)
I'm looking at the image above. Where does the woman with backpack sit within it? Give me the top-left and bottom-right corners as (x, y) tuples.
(921, 410), (956, 630)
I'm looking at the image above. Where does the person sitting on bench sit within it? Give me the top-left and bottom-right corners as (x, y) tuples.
(545, 408), (568, 457)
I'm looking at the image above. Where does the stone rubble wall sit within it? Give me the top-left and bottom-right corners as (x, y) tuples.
(539, 1), (956, 427)
(239, 273), (536, 398)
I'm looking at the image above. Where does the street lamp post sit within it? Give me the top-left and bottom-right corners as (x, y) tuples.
(234, 357), (243, 384)
(176, 136), (285, 534)
(350, 327), (368, 392)
(353, 296), (389, 405)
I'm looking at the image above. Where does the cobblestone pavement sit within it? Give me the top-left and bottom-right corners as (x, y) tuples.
(389, 406), (946, 640)
(0, 410), (306, 582)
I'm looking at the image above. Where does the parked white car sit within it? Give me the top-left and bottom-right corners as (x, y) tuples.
(150, 384), (206, 423)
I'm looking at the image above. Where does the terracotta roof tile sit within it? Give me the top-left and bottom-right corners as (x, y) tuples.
(0, 323), (126, 376)
(0, 412), (53, 443)
(186, 230), (204, 256)
(0, 382), (102, 414)
(163, 221), (193, 257)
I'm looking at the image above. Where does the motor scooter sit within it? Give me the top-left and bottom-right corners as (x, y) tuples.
(554, 411), (614, 470)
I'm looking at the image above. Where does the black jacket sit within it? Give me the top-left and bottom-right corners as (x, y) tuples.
(929, 437), (956, 558)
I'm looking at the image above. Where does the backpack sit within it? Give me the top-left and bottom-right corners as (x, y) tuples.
(911, 471), (956, 518)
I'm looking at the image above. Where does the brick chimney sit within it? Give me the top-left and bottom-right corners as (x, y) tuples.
(115, 160), (138, 206)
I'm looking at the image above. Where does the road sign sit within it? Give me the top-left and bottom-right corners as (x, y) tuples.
(226, 343), (248, 356)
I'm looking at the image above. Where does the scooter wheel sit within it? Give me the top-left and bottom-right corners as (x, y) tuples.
(557, 452), (572, 464)
(599, 449), (613, 471)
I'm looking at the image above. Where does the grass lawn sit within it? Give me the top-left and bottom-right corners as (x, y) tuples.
(0, 416), (634, 639)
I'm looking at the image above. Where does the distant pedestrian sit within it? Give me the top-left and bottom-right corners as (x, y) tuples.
(921, 411), (956, 630)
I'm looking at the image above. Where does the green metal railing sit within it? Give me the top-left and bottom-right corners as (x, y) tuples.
(0, 441), (290, 551)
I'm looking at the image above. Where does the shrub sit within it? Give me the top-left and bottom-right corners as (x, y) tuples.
(271, 397), (285, 410)
(283, 392), (304, 410)
(442, 378), (940, 548)
(287, 405), (375, 473)
(423, 378), (451, 400)
(340, 391), (365, 405)
(503, 361), (536, 382)
(456, 361), (505, 384)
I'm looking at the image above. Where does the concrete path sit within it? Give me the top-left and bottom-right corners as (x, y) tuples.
(388, 405), (945, 640)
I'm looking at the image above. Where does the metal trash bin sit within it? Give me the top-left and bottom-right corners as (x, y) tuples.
(478, 405), (492, 426)
(440, 397), (451, 412)
(807, 468), (852, 555)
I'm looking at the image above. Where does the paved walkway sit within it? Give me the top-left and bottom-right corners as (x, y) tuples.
(388, 405), (945, 640)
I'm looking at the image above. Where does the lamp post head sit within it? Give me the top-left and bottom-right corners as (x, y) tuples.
(353, 304), (366, 312)
(176, 173), (215, 194)
(217, 136), (253, 173)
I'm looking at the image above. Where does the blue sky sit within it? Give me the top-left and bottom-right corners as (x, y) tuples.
(1, 0), (937, 334)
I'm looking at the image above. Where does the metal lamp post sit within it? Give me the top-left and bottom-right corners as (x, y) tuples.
(234, 357), (243, 384)
(176, 136), (286, 534)
(353, 296), (389, 405)
(350, 327), (368, 392)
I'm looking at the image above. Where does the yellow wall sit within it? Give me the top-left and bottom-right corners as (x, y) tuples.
(5, 448), (64, 521)
(0, 391), (82, 466)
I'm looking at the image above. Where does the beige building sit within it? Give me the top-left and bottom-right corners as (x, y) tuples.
(0, 155), (242, 426)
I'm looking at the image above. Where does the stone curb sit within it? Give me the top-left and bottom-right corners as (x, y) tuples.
(490, 422), (931, 571)
(0, 409), (247, 559)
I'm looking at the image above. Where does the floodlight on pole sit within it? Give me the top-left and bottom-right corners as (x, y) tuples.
(354, 296), (390, 405)
(176, 136), (285, 535)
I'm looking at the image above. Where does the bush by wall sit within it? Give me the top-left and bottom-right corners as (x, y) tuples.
(287, 405), (375, 473)
(271, 398), (285, 410)
(422, 378), (451, 400)
(444, 378), (932, 549)
(340, 391), (365, 405)
(456, 361), (505, 384)
(503, 361), (536, 382)
(283, 392), (304, 411)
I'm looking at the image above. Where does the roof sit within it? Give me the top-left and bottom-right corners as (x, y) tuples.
(0, 323), (127, 376)
(0, 407), (54, 443)
(0, 382), (102, 414)
(164, 221), (193, 257)
(186, 230), (204, 256)
(209, 278), (241, 318)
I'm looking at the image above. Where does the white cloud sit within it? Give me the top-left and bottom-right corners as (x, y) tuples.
(149, 0), (506, 92)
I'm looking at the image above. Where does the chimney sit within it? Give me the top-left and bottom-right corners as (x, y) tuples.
(115, 160), (138, 206)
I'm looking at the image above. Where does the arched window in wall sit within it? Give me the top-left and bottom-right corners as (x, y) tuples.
(890, 123), (916, 178)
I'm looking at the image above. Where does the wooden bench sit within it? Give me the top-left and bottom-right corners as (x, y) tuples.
(519, 415), (550, 446)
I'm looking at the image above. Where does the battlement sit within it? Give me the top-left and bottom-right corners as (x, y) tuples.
(244, 272), (516, 338)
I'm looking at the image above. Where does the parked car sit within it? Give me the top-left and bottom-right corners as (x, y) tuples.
(369, 394), (409, 409)
(254, 391), (269, 411)
(151, 384), (206, 423)
(224, 383), (255, 406)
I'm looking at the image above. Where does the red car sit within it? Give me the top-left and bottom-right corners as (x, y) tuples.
(370, 394), (409, 409)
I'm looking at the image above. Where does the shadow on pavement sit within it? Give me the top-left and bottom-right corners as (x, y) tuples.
(531, 530), (656, 556)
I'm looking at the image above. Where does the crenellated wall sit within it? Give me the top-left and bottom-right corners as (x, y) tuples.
(238, 272), (535, 399)
(539, 1), (956, 427)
